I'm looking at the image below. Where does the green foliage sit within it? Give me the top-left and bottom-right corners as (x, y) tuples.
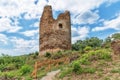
(52, 51), (63, 59)
(111, 68), (120, 73)
(19, 65), (32, 75)
(72, 40), (85, 51)
(79, 58), (90, 65)
(72, 37), (103, 52)
(3, 72), (15, 78)
(59, 68), (72, 78)
(0, 55), (25, 72)
(83, 67), (96, 74)
(35, 51), (39, 56)
(32, 51), (39, 59)
(37, 70), (47, 78)
(81, 49), (111, 62)
(72, 62), (96, 75)
(111, 33), (120, 40)
(104, 77), (110, 80)
(103, 33), (120, 48)
(0, 64), (6, 72)
(44, 52), (51, 58)
(84, 46), (92, 51)
(72, 62), (83, 74)
(71, 49), (111, 75)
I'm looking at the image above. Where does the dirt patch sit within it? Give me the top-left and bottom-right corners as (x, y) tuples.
(41, 70), (60, 80)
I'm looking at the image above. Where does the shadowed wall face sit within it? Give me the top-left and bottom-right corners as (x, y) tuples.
(40, 5), (71, 54)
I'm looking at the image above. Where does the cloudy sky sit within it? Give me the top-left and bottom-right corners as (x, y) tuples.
(0, 0), (120, 56)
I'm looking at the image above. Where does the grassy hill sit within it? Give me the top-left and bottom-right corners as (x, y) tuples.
(0, 48), (120, 80)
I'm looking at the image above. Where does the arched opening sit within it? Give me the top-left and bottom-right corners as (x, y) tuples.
(59, 23), (63, 29)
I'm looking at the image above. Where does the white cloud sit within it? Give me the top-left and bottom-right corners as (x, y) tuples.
(106, 0), (120, 7)
(0, 36), (39, 56)
(10, 37), (39, 55)
(72, 26), (89, 43)
(0, 0), (46, 33)
(0, 34), (8, 44)
(92, 14), (120, 32)
(72, 10), (99, 24)
(21, 29), (39, 37)
(0, 0), (47, 19)
(0, 0), (118, 33)
(48, 0), (105, 13)
(30, 21), (39, 27)
(0, 17), (22, 33)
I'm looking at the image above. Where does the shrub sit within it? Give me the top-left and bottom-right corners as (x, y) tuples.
(59, 68), (72, 78)
(79, 58), (90, 65)
(111, 68), (120, 73)
(82, 49), (111, 61)
(19, 65), (32, 75)
(4, 72), (15, 78)
(0, 64), (5, 72)
(44, 52), (51, 58)
(83, 67), (96, 74)
(95, 49), (111, 60)
(84, 46), (92, 51)
(72, 62), (83, 74)
(32, 51), (39, 59)
(52, 51), (63, 59)
(35, 51), (39, 56)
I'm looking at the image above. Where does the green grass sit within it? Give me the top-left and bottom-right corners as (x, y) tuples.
(0, 48), (113, 79)
(59, 68), (72, 78)
(111, 68), (120, 73)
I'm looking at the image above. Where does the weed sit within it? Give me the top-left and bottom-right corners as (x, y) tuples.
(111, 68), (120, 73)
(72, 62), (83, 74)
(59, 68), (72, 78)
(19, 65), (32, 75)
(83, 67), (96, 74)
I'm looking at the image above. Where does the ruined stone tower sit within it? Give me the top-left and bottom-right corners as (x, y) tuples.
(39, 5), (71, 55)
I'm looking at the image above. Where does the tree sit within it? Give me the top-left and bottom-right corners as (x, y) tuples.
(84, 37), (103, 48)
(72, 40), (86, 52)
(72, 37), (103, 51)
(111, 33), (120, 40)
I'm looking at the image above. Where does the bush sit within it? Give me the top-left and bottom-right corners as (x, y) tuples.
(84, 46), (92, 51)
(19, 65), (32, 75)
(52, 51), (63, 59)
(0, 64), (5, 72)
(111, 68), (120, 73)
(44, 52), (51, 58)
(4, 72), (15, 78)
(59, 68), (72, 78)
(72, 62), (82, 74)
(82, 49), (111, 62)
(35, 51), (39, 56)
(83, 67), (96, 74)
(79, 58), (90, 65)
(32, 51), (39, 59)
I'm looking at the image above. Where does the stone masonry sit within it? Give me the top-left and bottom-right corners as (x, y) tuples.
(39, 5), (71, 55)
(111, 40), (120, 55)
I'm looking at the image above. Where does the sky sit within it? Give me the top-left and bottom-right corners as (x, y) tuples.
(0, 0), (120, 56)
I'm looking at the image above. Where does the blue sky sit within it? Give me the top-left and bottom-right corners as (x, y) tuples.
(0, 0), (120, 56)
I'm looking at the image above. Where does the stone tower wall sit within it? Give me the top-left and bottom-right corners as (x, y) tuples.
(39, 5), (71, 54)
(111, 40), (120, 55)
